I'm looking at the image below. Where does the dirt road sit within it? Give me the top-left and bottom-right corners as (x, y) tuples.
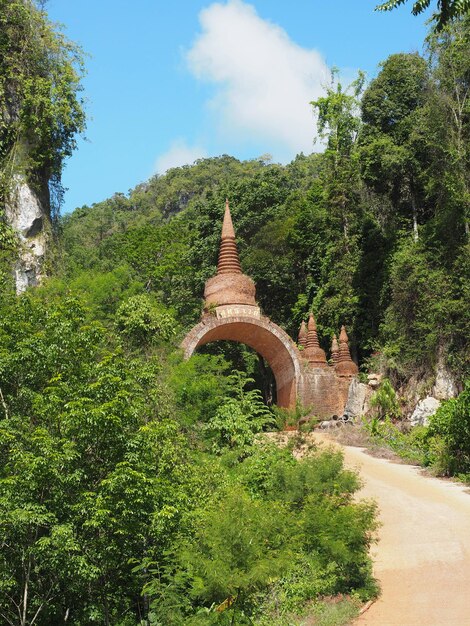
(317, 437), (470, 625)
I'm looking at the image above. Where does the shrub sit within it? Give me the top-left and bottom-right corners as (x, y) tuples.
(116, 294), (176, 346)
(427, 383), (470, 475)
(204, 371), (274, 455)
(369, 378), (401, 420)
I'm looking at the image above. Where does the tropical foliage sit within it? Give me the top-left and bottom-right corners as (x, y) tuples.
(1, 2), (470, 624)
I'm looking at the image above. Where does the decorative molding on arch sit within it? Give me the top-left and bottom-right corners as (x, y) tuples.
(181, 314), (302, 409)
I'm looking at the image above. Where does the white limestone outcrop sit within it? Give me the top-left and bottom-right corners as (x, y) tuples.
(410, 396), (441, 427)
(5, 176), (48, 293)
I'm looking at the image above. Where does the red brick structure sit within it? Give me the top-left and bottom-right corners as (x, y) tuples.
(335, 326), (359, 377)
(331, 334), (339, 364)
(181, 201), (358, 416)
(298, 320), (307, 348)
(182, 314), (302, 408)
(304, 313), (327, 367)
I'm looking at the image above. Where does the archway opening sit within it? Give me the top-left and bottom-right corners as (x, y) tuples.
(182, 316), (301, 409)
(197, 341), (277, 406)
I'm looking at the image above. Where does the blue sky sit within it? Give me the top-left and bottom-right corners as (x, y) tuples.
(46, 0), (431, 213)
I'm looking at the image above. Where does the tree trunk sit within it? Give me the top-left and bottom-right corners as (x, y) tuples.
(411, 193), (419, 241)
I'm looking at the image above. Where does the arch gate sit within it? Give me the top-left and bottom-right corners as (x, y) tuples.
(182, 314), (302, 409)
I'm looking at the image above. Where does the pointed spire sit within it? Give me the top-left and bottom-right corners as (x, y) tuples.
(298, 320), (307, 348)
(217, 199), (242, 275)
(221, 198), (236, 239)
(335, 325), (358, 376)
(331, 334), (339, 364)
(305, 313), (318, 348)
(304, 313), (327, 366)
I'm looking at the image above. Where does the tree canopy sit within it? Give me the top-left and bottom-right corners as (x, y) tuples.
(376, 0), (470, 30)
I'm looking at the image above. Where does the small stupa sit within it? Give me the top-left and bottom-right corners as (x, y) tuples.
(303, 313), (327, 366)
(331, 334), (339, 364)
(203, 200), (259, 317)
(298, 320), (307, 348)
(335, 325), (359, 376)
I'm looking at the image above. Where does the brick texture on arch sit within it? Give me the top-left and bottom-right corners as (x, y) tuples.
(181, 314), (302, 409)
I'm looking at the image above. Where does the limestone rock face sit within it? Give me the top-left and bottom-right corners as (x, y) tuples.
(367, 373), (383, 389)
(344, 378), (371, 419)
(433, 361), (458, 401)
(410, 396), (441, 427)
(5, 176), (48, 293)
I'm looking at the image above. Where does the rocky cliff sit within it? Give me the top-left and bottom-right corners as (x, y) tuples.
(4, 176), (50, 293)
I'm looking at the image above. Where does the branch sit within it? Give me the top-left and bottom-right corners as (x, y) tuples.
(29, 601), (45, 626)
(30, 583), (57, 626)
(0, 611), (15, 626)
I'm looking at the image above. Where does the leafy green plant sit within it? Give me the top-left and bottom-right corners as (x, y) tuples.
(369, 379), (401, 419)
(272, 401), (315, 431)
(363, 417), (427, 464)
(204, 371), (274, 454)
(427, 382), (470, 475)
(179, 486), (295, 622)
(116, 293), (177, 346)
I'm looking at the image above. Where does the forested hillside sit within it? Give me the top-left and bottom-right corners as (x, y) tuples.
(58, 17), (470, 388)
(0, 1), (469, 624)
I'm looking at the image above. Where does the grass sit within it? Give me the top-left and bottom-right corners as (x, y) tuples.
(307, 596), (362, 625)
(256, 595), (361, 626)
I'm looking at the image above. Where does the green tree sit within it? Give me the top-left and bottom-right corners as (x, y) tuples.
(428, 382), (470, 474)
(359, 53), (430, 240)
(179, 487), (294, 623)
(308, 72), (365, 351)
(204, 371), (274, 454)
(116, 293), (177, 347)
(311, 70), (365, 242)
(369, 378), (401, 419)
(0, 0), (85, 211)
(0, 294), (194, 624)
(376, 0), (470, 31)
(425, 16), (470, 244)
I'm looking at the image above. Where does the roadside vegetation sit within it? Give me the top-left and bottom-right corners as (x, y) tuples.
(0, 289), (378, 625)
(334, 381), (470, 484)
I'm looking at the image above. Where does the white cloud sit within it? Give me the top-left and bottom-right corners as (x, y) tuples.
(186, 0), (330, 157)
(155, 140), (207, 174)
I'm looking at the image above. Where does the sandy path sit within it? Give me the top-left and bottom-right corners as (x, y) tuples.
(314, 435), (470, 626)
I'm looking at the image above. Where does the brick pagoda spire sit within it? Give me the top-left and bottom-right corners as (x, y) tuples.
(304, 313), (327, 366)
(335, 325), (359, 376)
(203, 200), (257, 312)
(331, 334), (339, 364)
(217, 199), (242, 274)
(298, 320), (307, 348)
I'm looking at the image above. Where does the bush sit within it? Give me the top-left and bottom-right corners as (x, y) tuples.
(116, 294), (176, 346)
(369, 379), (401, 420)
(144, 443), (378, 625)
(427, 383), (470, 475)
(204, 371), (274, 455)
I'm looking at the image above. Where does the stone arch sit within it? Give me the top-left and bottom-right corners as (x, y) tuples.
(181, 315), (302, 409)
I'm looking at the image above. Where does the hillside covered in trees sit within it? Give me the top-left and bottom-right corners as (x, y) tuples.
(58, 18), (469, 389)
(0, 1), (469, 624)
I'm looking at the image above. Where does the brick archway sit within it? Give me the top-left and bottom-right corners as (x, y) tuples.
(181, 315), (302, 409)
(179, 200), (357, 417)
